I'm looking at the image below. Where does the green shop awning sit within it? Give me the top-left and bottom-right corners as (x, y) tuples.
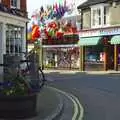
(78, 36), (102, 46)
(111, 35), (120, 44)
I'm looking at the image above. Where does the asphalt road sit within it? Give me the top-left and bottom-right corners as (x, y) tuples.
(45, 72), (120, 120)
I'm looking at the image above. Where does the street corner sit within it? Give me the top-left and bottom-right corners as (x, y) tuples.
(25, 86), (64, 120)
(43, 86), (64, 120)
(23, 86), (64, 120)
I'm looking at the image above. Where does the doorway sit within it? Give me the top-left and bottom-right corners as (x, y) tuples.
(107, 45), (114, 70)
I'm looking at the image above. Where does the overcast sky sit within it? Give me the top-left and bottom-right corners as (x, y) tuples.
(27, 0), (87, 17)
(27, 0), (55, 17)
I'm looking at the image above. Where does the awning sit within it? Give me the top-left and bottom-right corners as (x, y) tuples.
(78, 36), (102, 46)
(110, 35), (120, 44)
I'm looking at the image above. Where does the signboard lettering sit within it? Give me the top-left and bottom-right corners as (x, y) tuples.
(79, 27), (120, 37)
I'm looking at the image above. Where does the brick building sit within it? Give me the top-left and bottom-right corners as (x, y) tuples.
(1, 0), (26, 12)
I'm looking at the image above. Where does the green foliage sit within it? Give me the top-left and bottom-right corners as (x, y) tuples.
(0, 75), (30, 96)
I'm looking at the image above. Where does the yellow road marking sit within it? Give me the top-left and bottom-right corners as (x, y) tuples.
(48, 86), (84, 120)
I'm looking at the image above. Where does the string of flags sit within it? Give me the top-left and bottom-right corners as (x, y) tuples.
(27, 0), (78, 42)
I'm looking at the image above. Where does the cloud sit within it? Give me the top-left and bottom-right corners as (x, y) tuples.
(27, 0), (55, 17)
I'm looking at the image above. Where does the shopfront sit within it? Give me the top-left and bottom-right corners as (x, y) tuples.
(41, 33), (80, 70)
(110, 35), (120, 71)
(79, 26), (120, 71)
(43, 44), (80, 70)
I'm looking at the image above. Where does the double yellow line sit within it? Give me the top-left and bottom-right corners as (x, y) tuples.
(48, 86), (84, 120)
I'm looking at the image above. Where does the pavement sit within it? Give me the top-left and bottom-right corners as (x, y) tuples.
(0, 86), (63, 120)
(23, 85), (64, 120)
(0, 75), (64, 120)
(43, 69), (120, 75)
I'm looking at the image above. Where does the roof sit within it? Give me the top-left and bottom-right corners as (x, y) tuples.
(0, 3), (27, 18)
(77, 0), (119, 9)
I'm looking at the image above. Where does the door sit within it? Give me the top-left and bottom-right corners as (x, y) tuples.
(107, 45), (114, 70)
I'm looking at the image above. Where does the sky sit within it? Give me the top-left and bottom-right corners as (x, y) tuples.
(27, 0), (87, 18)
(27, 0), (55, 17)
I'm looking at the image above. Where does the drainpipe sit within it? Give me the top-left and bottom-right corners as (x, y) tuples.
(79, 9), (85, 71)
(114, 44), (118, 71)
(26, 21), (28, 54)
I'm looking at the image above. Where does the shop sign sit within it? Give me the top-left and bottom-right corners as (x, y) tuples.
(79, 27), (120, 38)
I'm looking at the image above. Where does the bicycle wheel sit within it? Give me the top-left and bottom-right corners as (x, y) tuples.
(38, 67), (46, 88)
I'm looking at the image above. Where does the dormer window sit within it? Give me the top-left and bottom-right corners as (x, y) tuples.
(11, 0), (20, 9)
(91, 4), (110, 28)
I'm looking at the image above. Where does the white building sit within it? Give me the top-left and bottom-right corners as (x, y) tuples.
(0, 1), (28, 75)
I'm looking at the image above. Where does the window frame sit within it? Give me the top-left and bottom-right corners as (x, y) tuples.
(10, 0), (20, 9)
(91, 4), (110, 28)
(6, 24), (23, 55)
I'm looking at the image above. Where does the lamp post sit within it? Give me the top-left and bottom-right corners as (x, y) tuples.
(37, 38), (43, 70)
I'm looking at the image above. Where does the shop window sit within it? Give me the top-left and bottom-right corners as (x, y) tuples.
(91, 4), (109, 28)
(85, 46), (104, 63)
(104, 6), (109, 25)
(6, 25), (23, 55)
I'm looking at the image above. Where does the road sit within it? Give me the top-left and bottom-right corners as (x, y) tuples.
(45, 72), (120, 120)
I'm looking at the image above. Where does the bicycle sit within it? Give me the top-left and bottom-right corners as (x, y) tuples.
(0, 52), (46, 94)
(19, 51), (46, 92)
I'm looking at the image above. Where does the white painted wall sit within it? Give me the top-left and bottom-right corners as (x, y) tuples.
(0, 12), (28, 27)
(0, 23), (3, 64)
(0, 11), (28, 55)
(0, 11), (28, 77)
(22, 26), (27, 53)
(0, 23), (4, 80)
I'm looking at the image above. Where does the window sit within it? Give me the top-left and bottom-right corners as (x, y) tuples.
(6, 25), (23, 55)
(11, 0), (20, 9)
(91, 5), (109, 28)
(104, 6), (109, 25)
(85, 45), (104, 63)
(11, 0), (17, 7)
(92, 8), (101, 26)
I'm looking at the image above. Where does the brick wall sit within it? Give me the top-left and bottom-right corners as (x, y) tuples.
(1, 0), (27, 11)
(1, 0), (10, 8)
(20, 0), (26, 11)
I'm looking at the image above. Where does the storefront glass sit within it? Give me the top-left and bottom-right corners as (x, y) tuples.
(85, 45), (104, 63)
(43, 47), (80, 69)
(85, 45), (104, 71)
